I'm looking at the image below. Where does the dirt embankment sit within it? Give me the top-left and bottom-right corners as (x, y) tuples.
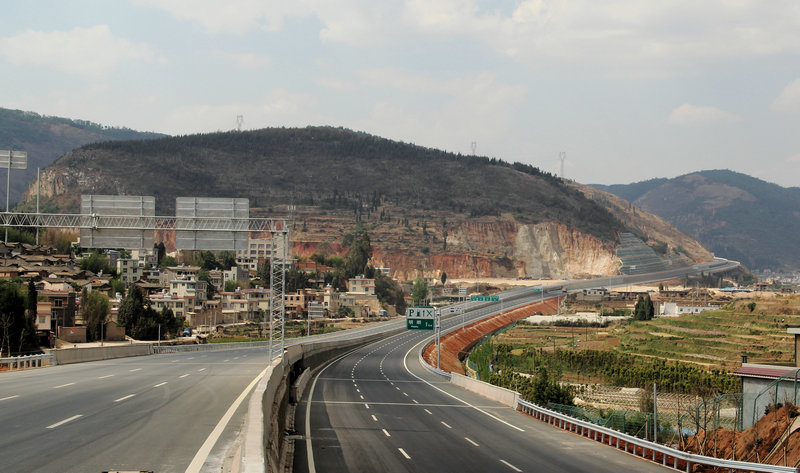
(682, 404), (800, 469)
(422, 299), (559, 373)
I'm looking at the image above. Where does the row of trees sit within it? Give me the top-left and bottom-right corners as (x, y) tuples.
(487, 343), (737, 394)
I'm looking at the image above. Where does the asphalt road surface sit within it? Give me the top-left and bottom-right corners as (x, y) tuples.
(0, 346), (270, 473)
(296, 328), (671, 473)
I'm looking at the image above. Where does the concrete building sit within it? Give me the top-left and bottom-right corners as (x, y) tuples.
(116, 258), (143, 286)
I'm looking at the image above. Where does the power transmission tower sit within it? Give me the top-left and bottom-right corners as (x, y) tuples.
(236, 115), (244, 132)
(559, 152), (566, 179)
(471, 141), (477, 155)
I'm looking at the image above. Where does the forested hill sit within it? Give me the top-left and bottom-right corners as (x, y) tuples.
(28, 126), (625, 242)
(0, 107), (166, 205)
(592, 170), (800, 271)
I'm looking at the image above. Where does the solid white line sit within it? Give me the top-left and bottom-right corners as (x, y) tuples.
(129, 368), (142, 372)
(154, 382), (167, 387)
(114, 394), (135, 402)
(0, 395), (19, 402)
(179, 374), (189, 378)
(53, 382), (75, 389)
(185, 364), (270, 473)
(441, 421), (452, 429)
(371, 415), (378, 421)
(403, 338), (525, 432)
(500, 459), (522, 472)
(98, 374), (114, 379)
(306, 348), (364, 473)
(47, 414), (82, 429)
(465, 437), (479, 447)
(382, 428), (391, 437)
(398, 448), (411, 459)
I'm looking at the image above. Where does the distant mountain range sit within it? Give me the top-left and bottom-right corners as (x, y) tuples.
(592, 170), (800, 272)
(0, 107), (165, 205)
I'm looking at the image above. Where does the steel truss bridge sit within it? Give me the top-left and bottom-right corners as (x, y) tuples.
(1, 210), (290, 362)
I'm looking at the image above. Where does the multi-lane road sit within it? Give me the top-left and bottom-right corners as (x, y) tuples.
(0, 258), (738, 472)
(0, 347), (270, 472)
(296, 325), (671, 472)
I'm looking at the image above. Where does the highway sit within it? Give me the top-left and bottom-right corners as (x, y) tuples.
(296, 327), (670, 472)
(0, 346), (270, 473)
(0, 258), (737, 472)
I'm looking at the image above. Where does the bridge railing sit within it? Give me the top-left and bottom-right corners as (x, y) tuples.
(0, 353), (53, 370)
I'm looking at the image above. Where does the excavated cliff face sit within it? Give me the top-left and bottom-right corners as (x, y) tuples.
(293, 218), (619, 281)
(22, 165), (123, 209)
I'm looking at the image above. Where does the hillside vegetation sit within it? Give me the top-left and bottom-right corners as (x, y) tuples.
(28, 126), (625, 242)
(592, 170), (800, 271)
(0, 107), (165, 205)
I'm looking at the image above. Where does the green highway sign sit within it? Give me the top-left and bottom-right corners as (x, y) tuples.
(470, 295), (500, 302)
(407, 318), (434, 330)
(406, 306), (435, 330)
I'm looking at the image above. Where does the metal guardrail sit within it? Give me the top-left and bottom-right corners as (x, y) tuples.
(0, 353), (53, 370)
(152, 340), (270, 353)
(516, 398), (797, 473)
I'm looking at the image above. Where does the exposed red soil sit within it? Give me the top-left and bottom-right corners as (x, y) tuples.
(422, 299), (558, 373)
(681, 404), (800, 470)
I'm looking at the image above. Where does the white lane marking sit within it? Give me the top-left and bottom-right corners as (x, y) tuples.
(382, 428), (391, 437)
(364, 404), (370, 409)
(359, 395), (364, 400)
(371, 415), (378, 421)
(356, 389), (360, 393)
(465, 437), (479, 447)
(197, 368), (206, 372)
(424, 409), (432, 415)
(154, 382), (167, 387)
(46, 414), (82, 429)
(129, 368), (142, 372)
(53, 382), (75, 389)
(114, 394), (136, 402)
(398, 448), (411, 459)
(441, 421), (452, 429)
(412, 399), (419, 404)
(171, 360), (179, 363)
(500, 459), (522, 472)
(185, 364), (270, 473)
(188, 357), (195, 360)
(98, 374), (114, 379)
(402, 392), (408, 397)
(224, 359), (230, 362)
(0, 395), (19, 402)
(179, 374), (189, 378)
(403, 339), (525, 432)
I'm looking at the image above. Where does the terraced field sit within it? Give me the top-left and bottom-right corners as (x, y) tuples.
(494, 296), (800, 371)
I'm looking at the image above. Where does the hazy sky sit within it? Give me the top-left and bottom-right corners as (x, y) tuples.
(2, 1), (799, 187)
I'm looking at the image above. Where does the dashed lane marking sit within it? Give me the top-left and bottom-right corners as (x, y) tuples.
(0, 395), (19, 402)
(114, 394), (136, 402)
(129, 368), (142, 372)
(371, 415), (377, 421)
(441, 421), (452, 429)
(98, 374), (114, 379)
(500, 460), (522, 472)
(398, 448), (411, 459)
(465, 437), (479, 447)
(53, 382), (75, 389)
(154, 382), (167, 387)
(382, 429), (391, 437)
(46, 414), (82, 429)
(179, 374), (189, 378)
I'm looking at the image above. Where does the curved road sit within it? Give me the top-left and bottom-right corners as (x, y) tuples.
(296, 328), (670, 472)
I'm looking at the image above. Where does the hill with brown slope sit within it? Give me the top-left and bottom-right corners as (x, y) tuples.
(20, 126), (711, 280)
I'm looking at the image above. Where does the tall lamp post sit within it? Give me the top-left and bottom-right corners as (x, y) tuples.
(1, 150), (28, 243)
